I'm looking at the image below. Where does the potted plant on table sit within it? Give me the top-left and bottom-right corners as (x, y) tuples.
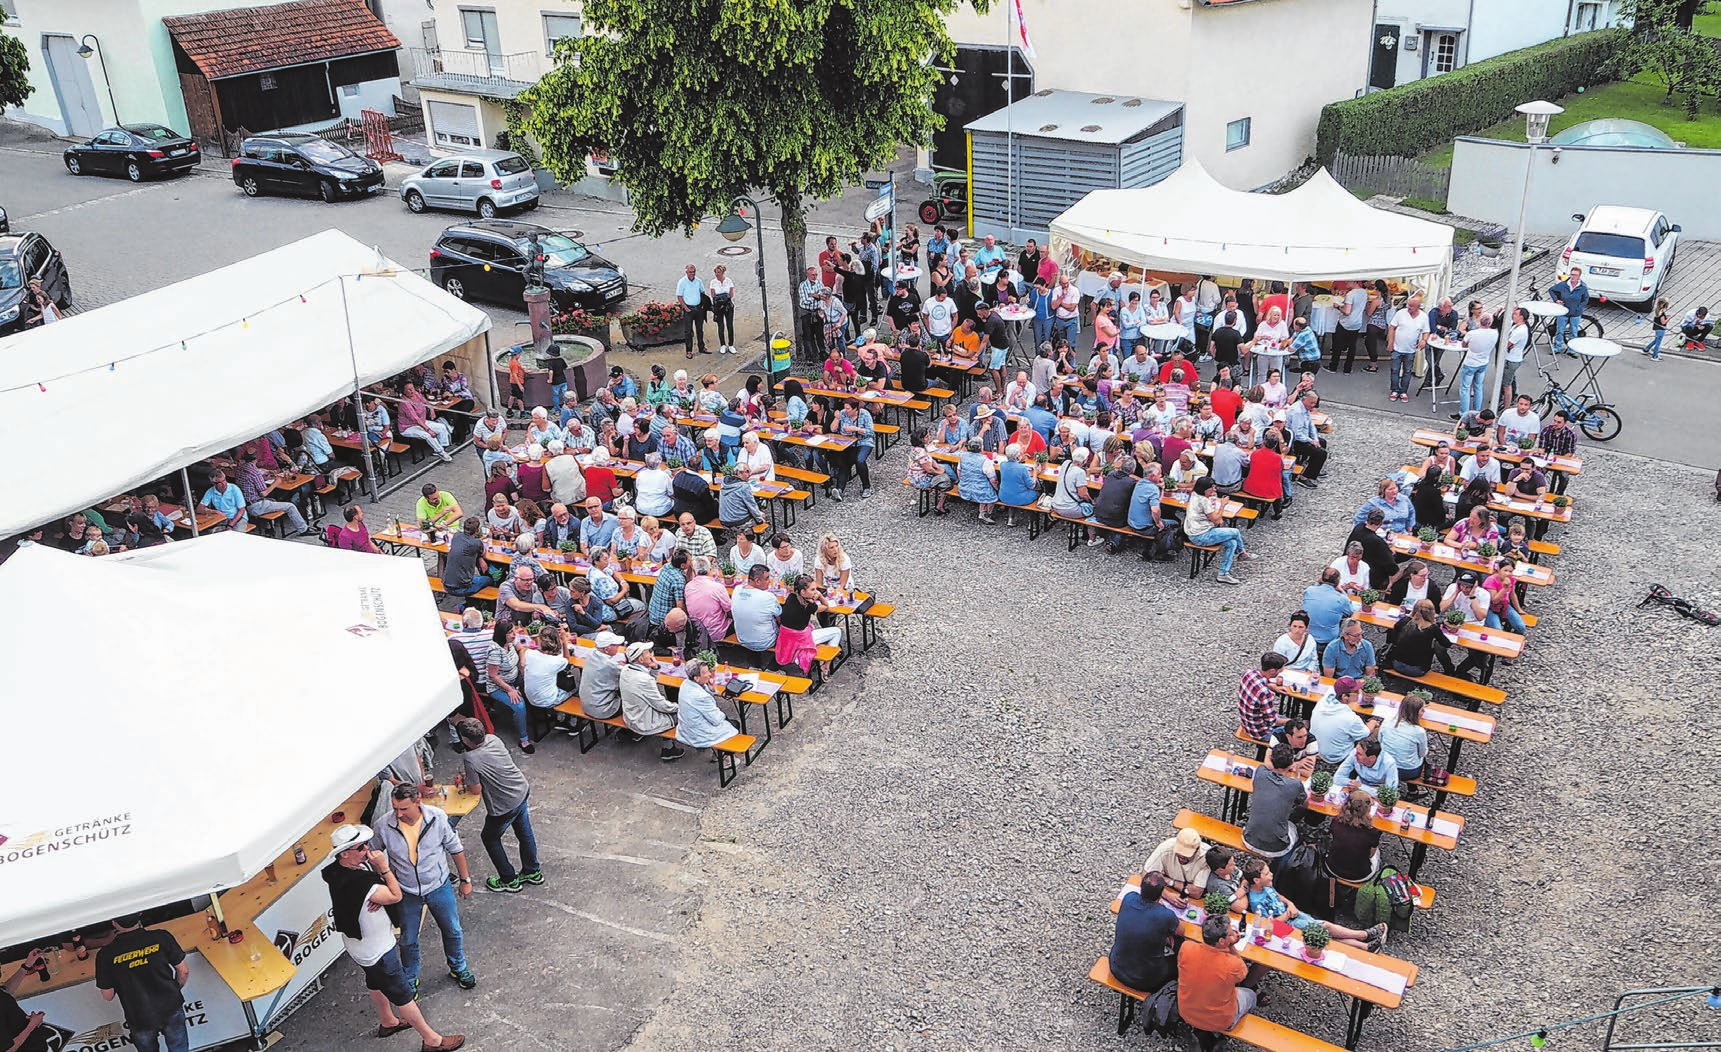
(1308, 769), (1333, 802)
(1358, 588), (1382, 609)
(1442, 609), (1467, 633)
(1374, 784), (1400, 818)
(1416, 526), (1438, 551)
(719, 560), (738, 586)
(525, 619), (545, 636)
(558, 539), (579, 554)
(1300, 923), (1332, 963)
(1359, 676), (1383, 709)
(1551, 495), (1570, 510)
(1438, 472), (1456, 491)
(666, 456), (685, 471)
(1204, 891), (1234, 918)
(1476, 541), (1497, 560)
(695, 649), (720, 669)
(1033, 450), (1050, 468)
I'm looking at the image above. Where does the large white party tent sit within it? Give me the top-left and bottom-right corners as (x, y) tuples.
(0, 533), (459, 946)
(1048, 160), (1453, 293)
(0, 229), (490, 537)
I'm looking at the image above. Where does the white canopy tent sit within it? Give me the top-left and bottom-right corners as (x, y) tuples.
(0, 230), (491, 537)
(1048, 160), (1453, 294)
(0, 533), (460, 947)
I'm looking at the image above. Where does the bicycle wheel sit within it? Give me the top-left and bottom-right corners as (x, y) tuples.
(1576, 402), (1622, 442)
(1578, 314), (1604, 339)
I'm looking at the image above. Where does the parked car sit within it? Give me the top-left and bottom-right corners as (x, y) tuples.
(400, 149), (539, 218)
(64, 124), (200, 181)
(231, 133), (384, 203)
(0, 232), (73, 336)
(1560, 205), (1680, 307)
(429, 221), (627, 312)
(0, 203), (8, 234)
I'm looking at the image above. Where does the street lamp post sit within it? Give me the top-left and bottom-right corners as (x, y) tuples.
(1490, 99), (1563, 413)
(76, 35), (121, 126)
(715, 194), (773, 352)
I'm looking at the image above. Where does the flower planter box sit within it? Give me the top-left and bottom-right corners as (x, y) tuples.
(620, 314), (689, 350)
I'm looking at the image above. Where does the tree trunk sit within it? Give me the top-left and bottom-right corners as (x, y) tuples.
(780, 193), (811, 360)
(1677, 0), (1700, 31)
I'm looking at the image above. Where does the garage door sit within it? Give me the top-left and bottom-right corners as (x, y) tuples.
(427, 101), (481, 148)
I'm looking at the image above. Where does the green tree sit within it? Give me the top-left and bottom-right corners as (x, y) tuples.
(0, 31), (33, 110)
(520, 0), (988, 339)
(1609, 0), (1721, 100)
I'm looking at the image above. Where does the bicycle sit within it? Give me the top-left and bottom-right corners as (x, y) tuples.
(1529, 372), (1622, 442)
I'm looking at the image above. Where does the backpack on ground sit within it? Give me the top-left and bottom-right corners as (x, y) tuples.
(1154, 521), (1186, 561)
(1353, 877), (1390, 928)
(1379, 866), (1417, 933)
(1141, 980), (1181, 1036)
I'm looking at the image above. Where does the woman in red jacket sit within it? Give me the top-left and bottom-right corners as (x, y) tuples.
(1241, 431), (1288, 519)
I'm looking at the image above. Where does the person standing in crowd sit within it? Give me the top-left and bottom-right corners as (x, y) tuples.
(323, 825), (465, 1050)
(0, 948), (51, 1052)
(1549, 266), (1589, 356)
(456, 718), (543, 894)
(677, 263), (708, 358)
(709, 263), (737, 355)
(797, 265), (825, 361)
(370, 784), (478, 991)
(94, 914), (190, 1052)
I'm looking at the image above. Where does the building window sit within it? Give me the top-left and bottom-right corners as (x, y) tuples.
(461, 8), (498, 51)
(1225, 117), (1251, 152)
(1432, 32), (1458, 73)
(260, 72), (278, 91)
(543, 12), (582, 55)
(1574, 2), (1601, 30)
(1, 0), (18, 25)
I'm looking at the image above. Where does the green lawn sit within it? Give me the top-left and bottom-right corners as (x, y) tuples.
(1419, 74), (1721, 167)
(1695, 8), (1721, 35)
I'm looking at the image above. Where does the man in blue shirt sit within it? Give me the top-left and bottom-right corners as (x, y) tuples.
(578, 497), (618, 554)
(1320, 618), (1377, 680)
(1109, 871), (1178, 993)
(731, 565), (781, 653)
(1127, 462), (1166, 549)
(677, 263), (708, 356)
(1548, 266), (1589, 356)
(1285, 389), (1326, 487)
(973, 233), (1007, 280)
(200, 470), (248, 530)
(1023, 395), (1059, 445)
(1334, 737), (1400, 796)
(1300, 568), (1353, 646)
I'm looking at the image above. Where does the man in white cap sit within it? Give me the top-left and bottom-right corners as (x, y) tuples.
(580, 630), (628, 720)
(620, 642), (683, 761)
(1141, 827), (1213, 909)
(324, 823), (464, 1049)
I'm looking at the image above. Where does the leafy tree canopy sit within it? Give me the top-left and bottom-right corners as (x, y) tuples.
(0, 32), (33, 111)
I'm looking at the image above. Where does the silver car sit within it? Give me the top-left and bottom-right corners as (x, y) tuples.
(399, 149), (539, 218)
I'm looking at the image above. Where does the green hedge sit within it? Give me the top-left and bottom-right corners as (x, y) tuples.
(1315, 29), (1626, 162)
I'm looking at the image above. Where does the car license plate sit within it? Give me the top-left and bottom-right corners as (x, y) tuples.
(169, 148), (185, 156)
(1592, 267), (1620, 277)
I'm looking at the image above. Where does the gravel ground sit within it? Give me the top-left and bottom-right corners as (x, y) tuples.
(612, 401), (1721, 1052)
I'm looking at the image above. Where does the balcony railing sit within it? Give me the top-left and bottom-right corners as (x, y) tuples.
(409, 47), (542, 84)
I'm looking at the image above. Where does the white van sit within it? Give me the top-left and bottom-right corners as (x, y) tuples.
(1559, 206), (1679, 307)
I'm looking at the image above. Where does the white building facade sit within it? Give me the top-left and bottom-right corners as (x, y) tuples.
(1368, 0), (1620, 89)
(939, 0), (1375, 192)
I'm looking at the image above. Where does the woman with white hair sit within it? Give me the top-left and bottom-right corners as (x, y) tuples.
(737, 431), (775, 481)
(585, 447), (621, 509)
(634, 453), (675, 517)
(998, 443), (1040, 526)
(698, 428), (733, 475)
(1051, 446), (1094, 518)
(956, 437), (1000, 524)
(525, 407), (562, 449)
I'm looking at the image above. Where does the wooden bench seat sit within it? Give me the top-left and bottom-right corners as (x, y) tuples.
(1047, 511), (1162, 562)
(553, 696), (756, 787)
(774, 464), (832, 508)
(426, 576), (500, 604)
(1088, 957), (1347, 1051)
(1386, 669), (1507, 709)
(1528, 539), (1560, 557)
(1172, 808), (1436, 909)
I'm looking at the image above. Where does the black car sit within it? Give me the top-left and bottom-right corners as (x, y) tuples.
(429, 221), (627, 312)
(231, 133), (384, 203)
(0, 203), (8, 234)
(0, 232), (73, 336)
(64, 124), (200, 181)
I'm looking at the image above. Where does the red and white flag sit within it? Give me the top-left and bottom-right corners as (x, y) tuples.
(1011, 0), (1036, 59)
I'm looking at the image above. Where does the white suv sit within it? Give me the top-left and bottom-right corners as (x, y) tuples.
(1559, 205), (1679, 307)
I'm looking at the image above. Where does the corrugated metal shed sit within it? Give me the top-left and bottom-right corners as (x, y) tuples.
(964, 89), (1184, 246)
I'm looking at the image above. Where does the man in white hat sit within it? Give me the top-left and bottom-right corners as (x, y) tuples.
(324, 824), (465, 1050)
(1141, 827), (1213, 909)
(620, 641), (683, 761)
(580, 630), (628, 720)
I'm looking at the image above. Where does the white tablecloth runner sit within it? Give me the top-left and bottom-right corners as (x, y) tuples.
(1201, 753), (1463, 839)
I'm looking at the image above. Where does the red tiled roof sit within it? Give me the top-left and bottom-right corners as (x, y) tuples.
(164, 0), (400, 81)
